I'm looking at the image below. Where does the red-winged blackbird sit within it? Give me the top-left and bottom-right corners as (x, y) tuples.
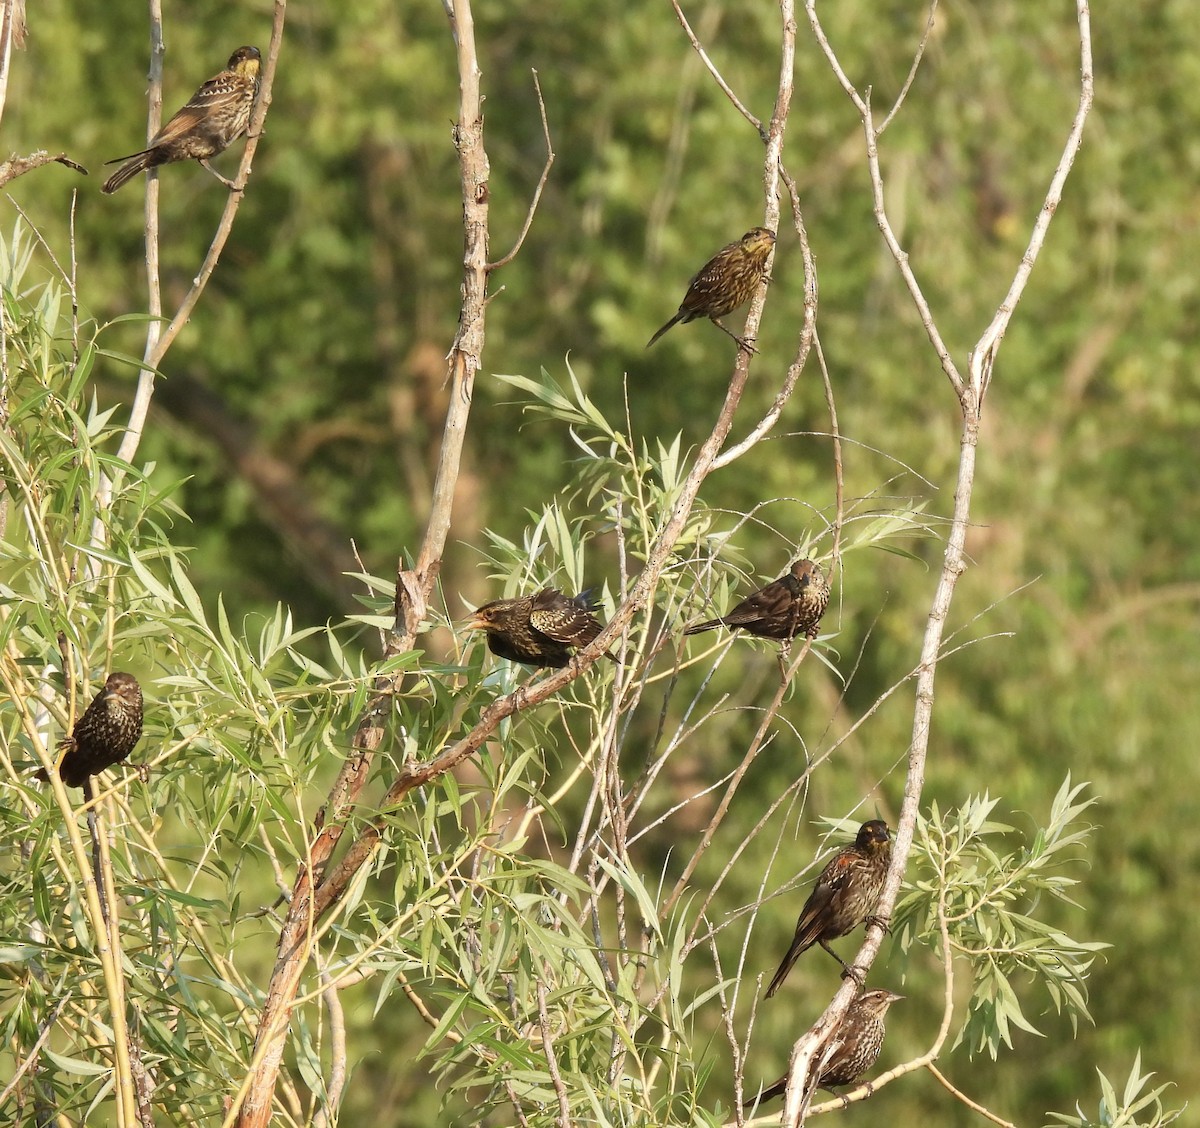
(102, 46), (262, 194)
(747, 989), (904, 1106)
(765, 819), (892, 997)
(646, 226), (776, 349)
(466, 588), (614, 669)
(685, 558), (830, 642)
(35, 672), (144, 789)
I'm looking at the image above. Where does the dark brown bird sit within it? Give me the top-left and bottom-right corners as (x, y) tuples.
(465, 588), (613, 669)
(35, 672), (144, 789)
(646, 226), (776, 349)
(685, 559), (830, 643)
(747, 989), (904, 1107)
(102, 46), (262, 194)
(765, 819), (892, 997)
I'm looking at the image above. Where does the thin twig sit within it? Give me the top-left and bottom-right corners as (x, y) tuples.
(661, 641), (812, 922)
(805, 2), (964, 403)
(0, 0), (18, 132)
(311, 969), (347, 1128)
(536, 980), (572, 1127)
(669, 0), (763, 136)
(877, 2), (939, 134)
(713, 157), (816, 470)
(0, 995), (68, 1107)
(813, 335), (844, 566)
(487, 70), (554, 270)
(925, 1064), (1017, 1127)
(970, 0), (1093, 403)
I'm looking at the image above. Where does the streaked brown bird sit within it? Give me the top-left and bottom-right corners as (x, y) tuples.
(465, 588), (613, 669)
(35, 672), (144, 789)
(646, 226), (775, 349)
(747, 989), (904, 1107)
(102, 46), (262, 194)
(685, 559), (830, 643)
(765, 819), (892, 997)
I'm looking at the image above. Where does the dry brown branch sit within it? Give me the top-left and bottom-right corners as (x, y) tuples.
(0, 151), (87, 187)
(154, 371), (361, 604)
(1069, 581), (1200, 654)
(487, 70), (554, 271)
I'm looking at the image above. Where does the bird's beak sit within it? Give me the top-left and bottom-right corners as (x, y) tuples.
(463, 614), (486, 632)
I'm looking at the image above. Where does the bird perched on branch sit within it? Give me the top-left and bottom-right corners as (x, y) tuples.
(746, 988), (904, 1107)
(646, 226), (775, 349)
(765, 819), (892, 997)
(465, 588), (614, 669)
(102, 46), (262, 194)
(685, 559), (830, 643)
(35, 672), (144, 789)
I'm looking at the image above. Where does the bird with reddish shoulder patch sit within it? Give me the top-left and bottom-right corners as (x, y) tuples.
(765, 819), (892, 997)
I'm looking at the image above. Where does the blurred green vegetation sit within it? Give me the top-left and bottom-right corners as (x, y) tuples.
(2, 0), (1197, 1125)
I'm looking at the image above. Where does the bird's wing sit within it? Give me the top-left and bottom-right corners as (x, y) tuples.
(150, 73), (244, 145)
(719, 576), (796, 626)
(790, 850), (857, 945)
(529, 589), (603, 646)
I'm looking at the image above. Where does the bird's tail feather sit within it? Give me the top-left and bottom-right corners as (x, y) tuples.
(646, 311), (684, 349)
(101, 151), (156, 194)
(764, 949), (800, 999)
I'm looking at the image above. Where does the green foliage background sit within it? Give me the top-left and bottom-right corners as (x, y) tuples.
(2, 0), (1197, 1125)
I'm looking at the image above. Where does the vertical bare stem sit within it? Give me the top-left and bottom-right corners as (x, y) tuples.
(233, 2), (492, 1122)
(776, 4), (1094, 1122)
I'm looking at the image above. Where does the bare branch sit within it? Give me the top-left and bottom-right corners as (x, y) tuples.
(971, 0), (1094, 402)
(712, 161), (817, 471)
(769, 4), (1095, 1123)
(814, 336), (845, 566)
(669, 0), (763, 136)
(925, 1065), (1017, 1127)
(805, 2), (965, 403)
(487, 70), (555, 271)
(0, 150), (87, 187)
(877, 2), (939, 134)
(0, 0), (24, 132)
